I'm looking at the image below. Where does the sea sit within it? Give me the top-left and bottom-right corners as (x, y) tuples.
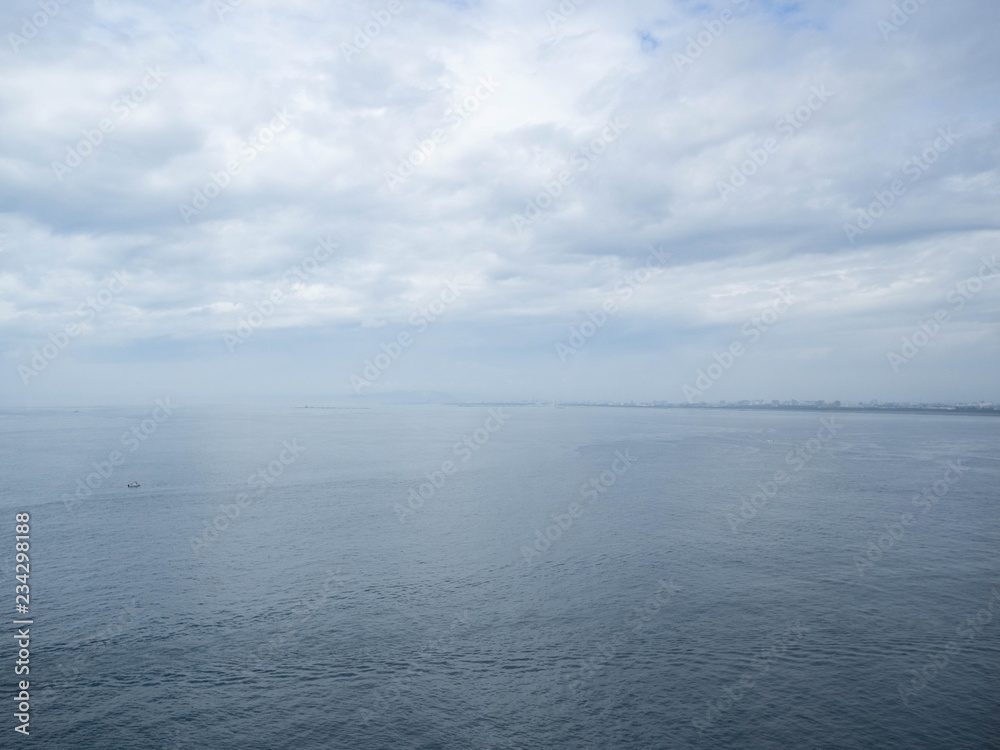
(1, 404), (997, 749)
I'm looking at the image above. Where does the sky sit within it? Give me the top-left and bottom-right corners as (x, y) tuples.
(0, 0), (998, 406)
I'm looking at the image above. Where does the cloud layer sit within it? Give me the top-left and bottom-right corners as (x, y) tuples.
(1, 0), (998, 405)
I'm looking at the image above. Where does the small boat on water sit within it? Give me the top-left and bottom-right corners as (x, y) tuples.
(127, 482), (140, 488)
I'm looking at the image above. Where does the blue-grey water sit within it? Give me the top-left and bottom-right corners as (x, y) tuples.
(1, 405), (998, 749)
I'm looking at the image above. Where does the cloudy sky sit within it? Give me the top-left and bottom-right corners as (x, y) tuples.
(1, 0), (998, 406)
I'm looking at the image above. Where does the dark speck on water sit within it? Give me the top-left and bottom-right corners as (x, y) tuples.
(2, 405), (997, 749)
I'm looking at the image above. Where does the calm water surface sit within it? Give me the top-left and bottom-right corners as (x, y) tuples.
(1, 405), (998, 748)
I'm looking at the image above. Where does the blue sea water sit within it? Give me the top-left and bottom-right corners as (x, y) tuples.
(1, 405), (998, 749)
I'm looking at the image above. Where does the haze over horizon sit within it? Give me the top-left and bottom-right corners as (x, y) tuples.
(2, 0), (998, 407)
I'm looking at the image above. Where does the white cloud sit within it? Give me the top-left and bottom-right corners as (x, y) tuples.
(0, 0), (997, 403)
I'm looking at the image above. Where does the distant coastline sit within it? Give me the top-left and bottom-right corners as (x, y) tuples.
(453, 402), (1000, 416)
